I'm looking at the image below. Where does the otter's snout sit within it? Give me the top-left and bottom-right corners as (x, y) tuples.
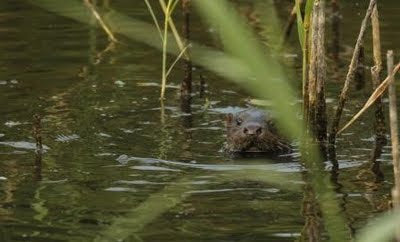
(243, 123), (263, 136)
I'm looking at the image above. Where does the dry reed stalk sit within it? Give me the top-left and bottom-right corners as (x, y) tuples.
(159, 0), (189, 60)
(388, 51), (400, 207)
(329, 0), (376, 145)
(338, 62), (400, 134)
(160, 0), (174, 100)
(387, 51), (400, 242)
(83, 0), (117, 42)
(308, 0), (327, 144)
(371, 3), (386, 143)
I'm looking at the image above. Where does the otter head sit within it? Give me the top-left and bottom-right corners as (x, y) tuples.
(225, 109), (290, 154)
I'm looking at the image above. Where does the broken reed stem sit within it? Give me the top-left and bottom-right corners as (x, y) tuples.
(83, 0), (117, 42)
(329, 0), (376, 145)
(388, 51), (400, 209)
(181, 0), (192, 98)
(308, 0), (327, 145)
(371, 3), (386, 143)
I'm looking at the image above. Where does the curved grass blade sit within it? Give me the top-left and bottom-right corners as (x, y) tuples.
(144, 0), (163, 41)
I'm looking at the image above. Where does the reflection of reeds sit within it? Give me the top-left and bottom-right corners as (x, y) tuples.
(33, 114), (43, 153)
(83, 0), (117, 42)
(33, 114), (43, 181)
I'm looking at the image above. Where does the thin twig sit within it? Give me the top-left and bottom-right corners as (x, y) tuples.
(144, 0), (164, 41)
(338, 62), (400, 134)
(166, 44), (190, 77)
(160, 0), (174, 99)
(159, 0), (189, 60)
(329, 0), (376, 142)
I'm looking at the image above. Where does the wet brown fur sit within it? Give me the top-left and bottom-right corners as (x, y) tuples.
(225, 109), (291, 154)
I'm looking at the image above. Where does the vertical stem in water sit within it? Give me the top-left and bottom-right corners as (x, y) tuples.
(371, 3), (386, 144)
(161, 0), (173, 99)
(308, 0), (327, 149)
(387, 50), (400, 210)
(181, 0), (192, 98)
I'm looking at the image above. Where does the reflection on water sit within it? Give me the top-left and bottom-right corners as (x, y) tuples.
(0, 0), (398, 241)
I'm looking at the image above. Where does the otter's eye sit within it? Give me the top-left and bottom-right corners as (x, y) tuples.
(236, 119), (242, 126)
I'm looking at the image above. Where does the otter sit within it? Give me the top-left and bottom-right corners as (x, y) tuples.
(224, 109), (291, 154)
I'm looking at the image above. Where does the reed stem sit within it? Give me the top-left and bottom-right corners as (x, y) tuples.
(371, 3), (386, 144)
(83, 0), (117, 42)
(329, 0), (376, 146)
(387, 50), (400, 242)
(160, 0), (174, 99)
(308, 0), (327, 146)
(181, 0), (192, 98)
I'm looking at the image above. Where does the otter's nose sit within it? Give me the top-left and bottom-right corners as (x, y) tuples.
(243, 124), (263, 136)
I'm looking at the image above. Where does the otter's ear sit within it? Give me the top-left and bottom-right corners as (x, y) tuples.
(225, 113), (234, 126)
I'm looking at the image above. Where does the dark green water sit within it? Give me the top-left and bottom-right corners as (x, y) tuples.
(0, 0), (399, 241)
